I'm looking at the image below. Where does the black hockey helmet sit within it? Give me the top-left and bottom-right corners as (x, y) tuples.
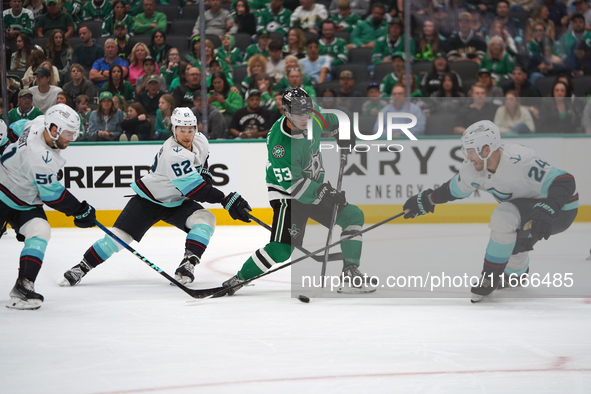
(282, 87), (313, 120)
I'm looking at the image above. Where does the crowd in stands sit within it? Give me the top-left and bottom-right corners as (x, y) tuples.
(3, 0), (591, 140)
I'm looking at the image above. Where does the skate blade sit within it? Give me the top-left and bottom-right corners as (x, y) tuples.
(337, 286), (377, 294)
(470, 293), (488, 303)
(6, 297), (42, 310)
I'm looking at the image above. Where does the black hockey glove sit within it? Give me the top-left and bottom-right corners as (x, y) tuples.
(403, 189), (435, 219)
(73, 201), (96, 228)
(316, 182), (347, 207)
(222, 192), (251, 223)
(330, 125), (356, 150)
(529, 199), (559, 241)
(200, 168), (213, 184)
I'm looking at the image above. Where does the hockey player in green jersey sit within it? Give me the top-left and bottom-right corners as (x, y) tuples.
(221, 87), (371, 295)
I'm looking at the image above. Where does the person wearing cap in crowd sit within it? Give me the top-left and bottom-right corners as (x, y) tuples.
(29, 67), (63, 114)
(36, 0), (75, 38)
(114, 21), (133, 60)
(8, 88), (44, 124)
(556, 13), (591, 73)
(335, 69), (362, 113)
(90, 38), (130, 88)
(319, 19), (349, 69)
(372, 18), (416, 65)
(361, 82), (388, 116)
(350, 2), (388, 49)
(72, 25), (104, 71)
(290, 0), (328, 35)
(477, 68), (504, 100)
(136, 56), (167, 94)
(379, 52), (420, 97)
(136, 74), (163, 116)
(244, 29), (271, 62)
(133, 0), (167, 36)
(192, 0), (233, 38)
(300, 38), (331, 85)
(443, 12), (487, 63)
(81, 0), (112, 22)
(566, 0), (591, 32)
(216, 34), (243, 71)
(373, 84), (426, 137)
(102, 0), (134, 37)
(229, 89), (272, 139)
(89, 91), (125, 141)
(191, 90), (227, 140)
(257, 0), (292, 36)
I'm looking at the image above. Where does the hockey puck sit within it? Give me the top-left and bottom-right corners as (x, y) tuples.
(298, 295), (310, 303)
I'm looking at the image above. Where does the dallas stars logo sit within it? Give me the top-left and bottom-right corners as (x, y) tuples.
(272, 144), (285, 159)
(288, 224), (300, 239)
(303, 150), (324, 182)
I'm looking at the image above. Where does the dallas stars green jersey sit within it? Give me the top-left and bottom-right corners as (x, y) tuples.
(266, 112), (338, 204)
(256, 6), (292, 35)
(319, 37), (348, 68)
(3, 9), (35, 36)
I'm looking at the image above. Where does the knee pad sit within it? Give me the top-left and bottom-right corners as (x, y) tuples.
(19, 218), (51, 242)
(489, 202), (520, 244)
(186, 209), (216, 232)
(106, 228), (134, 252)
(336, 204), (364, 229)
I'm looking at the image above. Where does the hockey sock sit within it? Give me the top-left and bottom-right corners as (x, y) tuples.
(185, 223), (214, 258)
(482, 234), (516, 278)
(505, 252), (530, 277)
(336, 205), (364, 267)
(19, 237), (48, 281)
(83, 235), (121, 268)
(237, 242), (292, 281)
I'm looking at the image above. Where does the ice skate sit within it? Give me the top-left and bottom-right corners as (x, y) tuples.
(337, 264), (377, 294)
(174, 250), (200, 285)
(7, 278), (44, 310)
(60, 259), (93, 287)
(471, 273), (499, 303)
(221, 275), (245, 296)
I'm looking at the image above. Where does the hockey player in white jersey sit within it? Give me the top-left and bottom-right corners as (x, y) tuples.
(0, 104), (97, 310)
(402, 120), (578, 303)
(61, 108), (251, 287)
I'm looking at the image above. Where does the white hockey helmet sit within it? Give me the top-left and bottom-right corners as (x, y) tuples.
(461, 120), (501, 160)
(0, 119), (7, 142)
(44, 104), (81, 142)
(171, 107), (197, 131)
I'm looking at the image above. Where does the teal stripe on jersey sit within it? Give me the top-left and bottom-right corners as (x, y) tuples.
(39, 181), (65, 203)
(172, 175), (205, 196)
(20, 237), (48, 260)
(187, 224), (214, 247)
(484, 239), (515, 265)
(540, 167), (566, 197)
(562, 200), (579, 211)
(0, 191), (36, 211)
(449, 175), (473, 199)
(93, 235), (120, 262)
(131, 183), (184, 208)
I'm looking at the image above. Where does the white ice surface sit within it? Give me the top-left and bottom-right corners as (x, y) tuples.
(1, 223), (591, 394)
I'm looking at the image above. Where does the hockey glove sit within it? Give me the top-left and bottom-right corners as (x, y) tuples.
(222, 192), (251, 223)
(330, 125), (356, 150)
(403, 189), (435, 219)
(529, 200), (559, 241)
(73, 201), (96, 228)
(200, 168), (213, 184)
(316, 182), (347, 207)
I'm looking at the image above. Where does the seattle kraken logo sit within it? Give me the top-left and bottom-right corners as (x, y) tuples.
(173, 147), (182, 152)
(42, 152), (52, 164)
(303, 150), (324, 182)
(510, 155), (522, 164)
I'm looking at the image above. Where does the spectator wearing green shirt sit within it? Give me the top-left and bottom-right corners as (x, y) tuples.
(101, 0), (134, 37)
(372, 18), (416, 65)
(133, 0), (167, 36)
(36, 0), (75, 38)
(256, 0), (292, 36)
(4, 0), (35, 38)
(330, 0), (360, 33)
(480, 36), (515, 82)
(319, 19), (348, 68)
(244, 30), (271, 63)
(7, 89), (44, 125)
(208, 71), (244, 117)
(81, 0), (112, 22)
(216, 34), (243, 71)
(349, 2), (387, 50)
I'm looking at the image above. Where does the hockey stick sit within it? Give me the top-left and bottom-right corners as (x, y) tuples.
(187, 210), (409, 302)
(247, 213), (343, 263)
(312, 152), (348, 299)
(94, 221), (221, 299)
